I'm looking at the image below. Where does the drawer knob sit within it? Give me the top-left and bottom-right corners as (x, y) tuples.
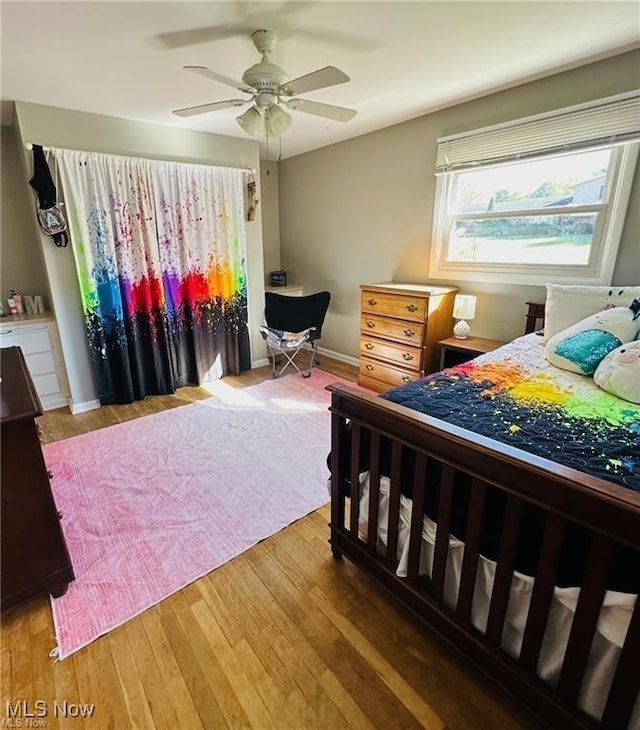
(406, 304), (418, 313)
(402, 376), (411, 383)
(366, 320), (375, 328)
(402, 353), (414, 361)
(403, 329), (415, 337)
(47, 469), (54, 480)
(367, 298), (377, 306)
(365, 343), (374, 350)
(365, 364), (374, 371)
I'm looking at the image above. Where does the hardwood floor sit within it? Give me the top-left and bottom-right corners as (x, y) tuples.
(1, 358), (538, 729)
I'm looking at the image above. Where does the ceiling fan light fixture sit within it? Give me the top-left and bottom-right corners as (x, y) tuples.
(265, 104), (292, 136)
(175, 29), (356, 138)
(236, 106), (263, 135)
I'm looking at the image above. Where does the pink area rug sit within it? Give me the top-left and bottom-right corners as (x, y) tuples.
(44, 370), (353, 659)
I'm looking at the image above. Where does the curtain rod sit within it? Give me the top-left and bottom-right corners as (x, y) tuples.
(24, 143), (256, 175)
(25, 143), (53, 152)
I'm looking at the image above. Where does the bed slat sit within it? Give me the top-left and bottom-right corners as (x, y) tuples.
(330, 412), (346, 539)
(557, 535), (614, 704)
(519, 512), (566, 674)
(485, 496), (524, 646)
(407, 453), (428, 580)
(349, 423), (362, 535)
(456, 479), (487, 623)
(601, 595), (640, 728)
(386, 442), (402, 567)
(366, 432), (381, 550)
(431, 465), (456, 602)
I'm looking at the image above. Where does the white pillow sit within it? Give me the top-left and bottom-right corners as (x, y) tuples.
(545, 305), (640, 375)
(594, 341), (640, 404)
(544, 284), (640, 341)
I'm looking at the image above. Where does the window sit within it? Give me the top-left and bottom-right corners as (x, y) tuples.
(429, 93), (639, 285)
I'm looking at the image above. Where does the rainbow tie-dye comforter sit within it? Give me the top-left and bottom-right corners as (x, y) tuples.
(382, 333), (640, 491)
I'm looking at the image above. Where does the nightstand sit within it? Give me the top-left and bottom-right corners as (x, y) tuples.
(438, 336), (506, 370)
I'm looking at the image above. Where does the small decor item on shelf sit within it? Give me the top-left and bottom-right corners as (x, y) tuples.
(270, 270), (287, 287)
(7, 290), (24, 315)
(453, 294), (477, 339)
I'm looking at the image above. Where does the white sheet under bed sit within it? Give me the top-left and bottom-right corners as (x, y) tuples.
(354, 474), (638, 725)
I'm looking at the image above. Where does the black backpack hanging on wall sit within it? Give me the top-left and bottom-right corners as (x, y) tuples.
(29, 144), (68, 247)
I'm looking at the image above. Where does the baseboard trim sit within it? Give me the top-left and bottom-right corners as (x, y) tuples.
(70, 399), (101, 415)
(316, 347), (359, 367)
(41, 394), (70, 412)
(252, 349), (357, 370)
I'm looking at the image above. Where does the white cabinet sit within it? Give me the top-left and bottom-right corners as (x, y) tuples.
(0, 317), (69, 410)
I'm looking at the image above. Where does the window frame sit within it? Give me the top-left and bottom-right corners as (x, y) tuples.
(429, 128), (639, 287)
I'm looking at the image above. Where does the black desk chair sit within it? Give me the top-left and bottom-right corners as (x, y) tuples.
(260, 291), (331, 378)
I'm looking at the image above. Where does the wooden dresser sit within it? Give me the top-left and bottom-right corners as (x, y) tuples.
(358, 283), (457, 392)
(1, 346), (74, 613)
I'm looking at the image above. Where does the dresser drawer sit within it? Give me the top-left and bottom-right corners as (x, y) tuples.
(32, 371), (61, 397)
(360, 335), (422, 372)
(0, 325), (52, 355)
(359, 357), (418, 391)
(360, 314), (424, 345)
(361, 291), (427, 322)
(25, 351), (57, 377)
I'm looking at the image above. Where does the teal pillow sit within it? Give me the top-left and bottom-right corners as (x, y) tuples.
(554, 330), (622, 375)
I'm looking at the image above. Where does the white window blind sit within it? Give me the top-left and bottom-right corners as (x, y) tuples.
(435, 92), (640, 172)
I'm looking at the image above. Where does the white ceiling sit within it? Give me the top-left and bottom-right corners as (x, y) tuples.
(2, 1), (639, 159)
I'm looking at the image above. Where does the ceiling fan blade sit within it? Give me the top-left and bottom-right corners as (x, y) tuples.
(184, 65), (254, 95)
(151, 24), (241, 50)
(150, 2), (310, 50)
(286, 99), (357, 122)
(296, 27), (379, 51)
(172, 99), (248, 118)
(280, 66), (350, 96)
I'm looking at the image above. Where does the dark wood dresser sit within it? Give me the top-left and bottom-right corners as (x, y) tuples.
(1, 346), (74, 612)
(358, 283), (458, 392)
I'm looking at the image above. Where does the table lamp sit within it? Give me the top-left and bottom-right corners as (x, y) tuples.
(452, 295), (477, 339)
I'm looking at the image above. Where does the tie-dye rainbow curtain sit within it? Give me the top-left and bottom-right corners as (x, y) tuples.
(56, 149), (250, 404)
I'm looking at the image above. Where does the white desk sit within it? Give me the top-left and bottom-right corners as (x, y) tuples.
(265, 285), (304, 297)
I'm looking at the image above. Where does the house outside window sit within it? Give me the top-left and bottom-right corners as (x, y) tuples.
(429, 93), (639, 285)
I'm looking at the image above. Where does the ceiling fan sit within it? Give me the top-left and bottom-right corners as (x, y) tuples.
(172, 29), (357, 136)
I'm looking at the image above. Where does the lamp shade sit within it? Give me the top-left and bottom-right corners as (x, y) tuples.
(265, 104), (292, 136)
(453, 294), (477, 321)
(237, 106), (263, 135)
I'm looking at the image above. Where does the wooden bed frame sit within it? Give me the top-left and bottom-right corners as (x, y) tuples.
(327, 303), (640, 729)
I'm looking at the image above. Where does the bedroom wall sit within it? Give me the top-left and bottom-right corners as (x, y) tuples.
(260, 159), (281, 283)
(13, 101), (266, 411)
(278, 49), (640, 360)
(0, 125), (48, 305)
